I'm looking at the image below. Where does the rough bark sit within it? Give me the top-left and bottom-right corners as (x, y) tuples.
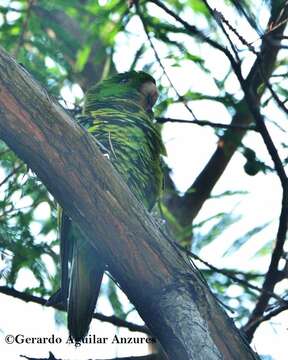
(0, 46), (260, 359)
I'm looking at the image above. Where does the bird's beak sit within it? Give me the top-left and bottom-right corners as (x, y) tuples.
(140, 81), (159, 113)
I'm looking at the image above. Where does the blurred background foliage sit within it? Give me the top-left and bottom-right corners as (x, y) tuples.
(0, 0), (287, 337)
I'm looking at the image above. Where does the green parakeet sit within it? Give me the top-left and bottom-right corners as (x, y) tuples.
(48, 71), (165, 342)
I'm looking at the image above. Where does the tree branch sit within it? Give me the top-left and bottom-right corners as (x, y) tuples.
(0, 45), (260, 359)
(152, 0), (288, 341)
(149, 0), (235, 59)
(239, 90), (288, 341)
(156, 117), (258, 131)
(265, 80), (288, 115)
(136, 4), (198, 120)
(243, 301), (288, 335)
(203, 1), (288, 342)
(0, 162), (24, 187)
(152, 0), (288, 230)
(177, 247), (285, 303)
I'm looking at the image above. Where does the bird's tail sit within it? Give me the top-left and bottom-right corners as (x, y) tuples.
(68, 237), (104, 342)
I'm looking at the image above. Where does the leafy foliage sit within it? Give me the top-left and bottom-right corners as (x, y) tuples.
(0, 141), (57, 295)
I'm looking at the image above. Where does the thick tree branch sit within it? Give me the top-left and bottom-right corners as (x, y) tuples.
(149, 0), (288, 341)
(0, 46), (260, 359)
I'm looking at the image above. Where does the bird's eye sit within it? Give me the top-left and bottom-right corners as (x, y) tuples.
(120, 78), (129, 84)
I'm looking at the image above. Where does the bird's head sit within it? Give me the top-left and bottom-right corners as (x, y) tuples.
(85, 71), (158, 116)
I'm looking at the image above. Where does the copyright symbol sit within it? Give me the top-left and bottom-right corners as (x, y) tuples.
(5, 335), (14, 344)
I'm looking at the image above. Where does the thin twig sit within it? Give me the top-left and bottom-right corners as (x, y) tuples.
(0, 205), (34, 220)
(265, 80), (288, 115)
(0, 286), (150, 334)
(267, 16), (288, 34)
(156, 117), (258, 131)
(271, 73), (288, 78)
(175, 245), (285, 303)
(149, 0), (233, 58)
(242, 301), (288, 334)
(0, 163), (24, 188)
(136, 4), (198, 120)
(212, 8), (242, 61)
(20, 352), (158, 360)
(209, 3), (288, 116)
(213, 8), (258, 56)
(148, 0), (241, 87)
(13, 0), (35, 58)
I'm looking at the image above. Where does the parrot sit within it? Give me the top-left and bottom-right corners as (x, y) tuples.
(47, 71), (166, 342)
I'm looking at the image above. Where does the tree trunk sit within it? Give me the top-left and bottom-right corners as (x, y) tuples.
(0, 46), (260, 360)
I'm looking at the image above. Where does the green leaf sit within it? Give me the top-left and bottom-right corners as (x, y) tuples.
(74, 45), (91, 72)
(193, 212), (241, 252)
(224, 222), (270, 256)
(107, 280), (125, 318)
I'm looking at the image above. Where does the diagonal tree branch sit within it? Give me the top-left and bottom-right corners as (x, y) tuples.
(0, 162), (24, 187)
(243, 301), (288, 335)
(0, 45), (260, 359)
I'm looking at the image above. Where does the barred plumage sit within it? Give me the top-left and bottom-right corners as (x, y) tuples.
(48, 71), (165, 342)
(80, 100), (165, 209)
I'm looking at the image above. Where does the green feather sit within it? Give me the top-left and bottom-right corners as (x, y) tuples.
(49, 71), (165, 342)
